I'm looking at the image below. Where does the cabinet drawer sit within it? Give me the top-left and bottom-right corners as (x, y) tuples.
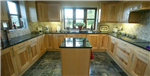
(13, 41), (29, 51)
(29, 37), (37, 44)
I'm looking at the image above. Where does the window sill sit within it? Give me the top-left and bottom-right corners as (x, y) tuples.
(9, 27), (28, 31)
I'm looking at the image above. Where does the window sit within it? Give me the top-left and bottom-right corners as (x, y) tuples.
(7, 1), (22, 28)
(63, 8), (97, 29)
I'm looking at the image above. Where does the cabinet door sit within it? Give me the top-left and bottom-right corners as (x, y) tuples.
(48, 3), (60, 22)
(30, 42), (39, 62)
(107, 35), (111, 51)
(1, 47), (18, 76)
(100, 3), (108, 22)
(1, 1), (9, 21)
(107, 3), (119, 22)
(14, 46), (30, 73)
(77, 34), (87, 38)
(42, 35), (46, 52)
(87, 34), (99, 49)
(66, 34), (77, 38)
(130, 47), (150, 76)
(109, 36), (116, 55)
(47, 34), (53, 49)
(99, 34), (108, 49)
(37, 2), (48, 22)
(53, 34), (66, 49)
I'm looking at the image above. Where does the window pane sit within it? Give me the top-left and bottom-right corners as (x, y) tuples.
(76, 20), (84, 23)
(76, 9), (84, 19)
(7, 1), (18, 14)
(65, 19), (73, 28)
(65, 9), (73, 18)
(11, 15), (20, 27)
(87, 20), (94, 29)
(87, 9), (95, 19)
(3, 23), (8, 28)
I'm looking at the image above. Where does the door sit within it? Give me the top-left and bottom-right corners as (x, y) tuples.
(48, 34), (53, 49)
(14, 46), (30, 73)
(53, 34), (66, 49)
(130, 47), (150, 76)
(99, 34), (108, 49)
(77, 34), (87, 38)
(48, 3), (60, 22)
(87, 34), (100, 49)
(37, 2), (48, 22)
(1, 1), (9, 21)
(29, 41), (39, 62)
(1, 47), (18, 76)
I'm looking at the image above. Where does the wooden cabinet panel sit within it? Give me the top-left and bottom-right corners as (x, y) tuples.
(87, 34), (99, 49)
(66, 34), (77, 38)
(47, 34), (53, 49)
(108, 36), (116, 56)
(37, 2), (49, 22)
(29, 39), (39, 62)
(107, 3), (119, 22)
(14, 46), (30, 73)
(48, 3), (60, 22)
(1, 47), (18, 76)
(107, 35), (111, 51)
(130, 47), (150, 76)
(100, 3), (108, 22)
(1, 1), (9, 21)
(53, 34), (66, 49)
(99, 34), (108, 49)
(77, 34), (87, 38)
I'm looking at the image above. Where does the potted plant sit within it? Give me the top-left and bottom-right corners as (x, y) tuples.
(74, 22), (85, 31)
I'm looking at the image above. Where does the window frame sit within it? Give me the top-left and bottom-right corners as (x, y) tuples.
(6, 1), (22, 29)
(63, 7), (97, 30)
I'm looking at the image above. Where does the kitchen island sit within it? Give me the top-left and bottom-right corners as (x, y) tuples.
(59, 38), (92, 76)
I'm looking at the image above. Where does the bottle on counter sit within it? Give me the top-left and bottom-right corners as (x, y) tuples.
(13, 22), (17, 29)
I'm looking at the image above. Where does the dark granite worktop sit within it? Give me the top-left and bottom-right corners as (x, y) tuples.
(109, 33), (150, 52)
(59, 38), (92, 48)
(1, 31), (150, 52)
(1, 33), (45, 50)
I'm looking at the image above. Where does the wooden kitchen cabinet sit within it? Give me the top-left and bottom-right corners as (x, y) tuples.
(130, 47), (150, 76)
(48, 3), (60, 22)
(53, 34), (66, 49)
(115, 39), (134, 71)
(87, 34), (100, 49)
(1, 47), (18, 76)
(66, 34), (77, 38)
(108, 36), (116, 56)
(29, 38), (39, 62)
(100, 3), (108, 22)
(1, 1), (9, 21)
(36, 2), (49, 22)
(106, 3), (119, 22)
(13, 41), (30, 73)
(77, 34), (87, 38)
(106, 35), (111, 51)
(99, 34), (108, 49)
(47, 34), (54, 49)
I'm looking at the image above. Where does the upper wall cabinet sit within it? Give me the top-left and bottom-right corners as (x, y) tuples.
(1, 1), (9, 21)
(36, 2), (49, 22)
(48, 3), (60, 22)
(100, 3), (108, 23)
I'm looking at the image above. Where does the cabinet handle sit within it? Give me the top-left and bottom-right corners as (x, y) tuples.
(12, 48), (15, 57)
(131, 53), (134, 62)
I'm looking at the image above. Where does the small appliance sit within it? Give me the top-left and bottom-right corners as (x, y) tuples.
(45, 25), (50, 32)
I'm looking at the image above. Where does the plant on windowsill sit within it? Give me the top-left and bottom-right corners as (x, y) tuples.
(74, 22), (85, 31)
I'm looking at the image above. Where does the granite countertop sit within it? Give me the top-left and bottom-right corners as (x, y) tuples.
(1, 33), (45, 50)
(1, 32), (150, 52)
(59, 38), (92, 48)
(109, 33), (150, 52)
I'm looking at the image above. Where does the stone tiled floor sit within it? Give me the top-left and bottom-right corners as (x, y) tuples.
(23, 51), (127, 76)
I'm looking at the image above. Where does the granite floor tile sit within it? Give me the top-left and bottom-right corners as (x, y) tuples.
(23, 51), (127, 76)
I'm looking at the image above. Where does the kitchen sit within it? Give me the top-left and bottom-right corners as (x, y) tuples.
(1, 1), (150, 76)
